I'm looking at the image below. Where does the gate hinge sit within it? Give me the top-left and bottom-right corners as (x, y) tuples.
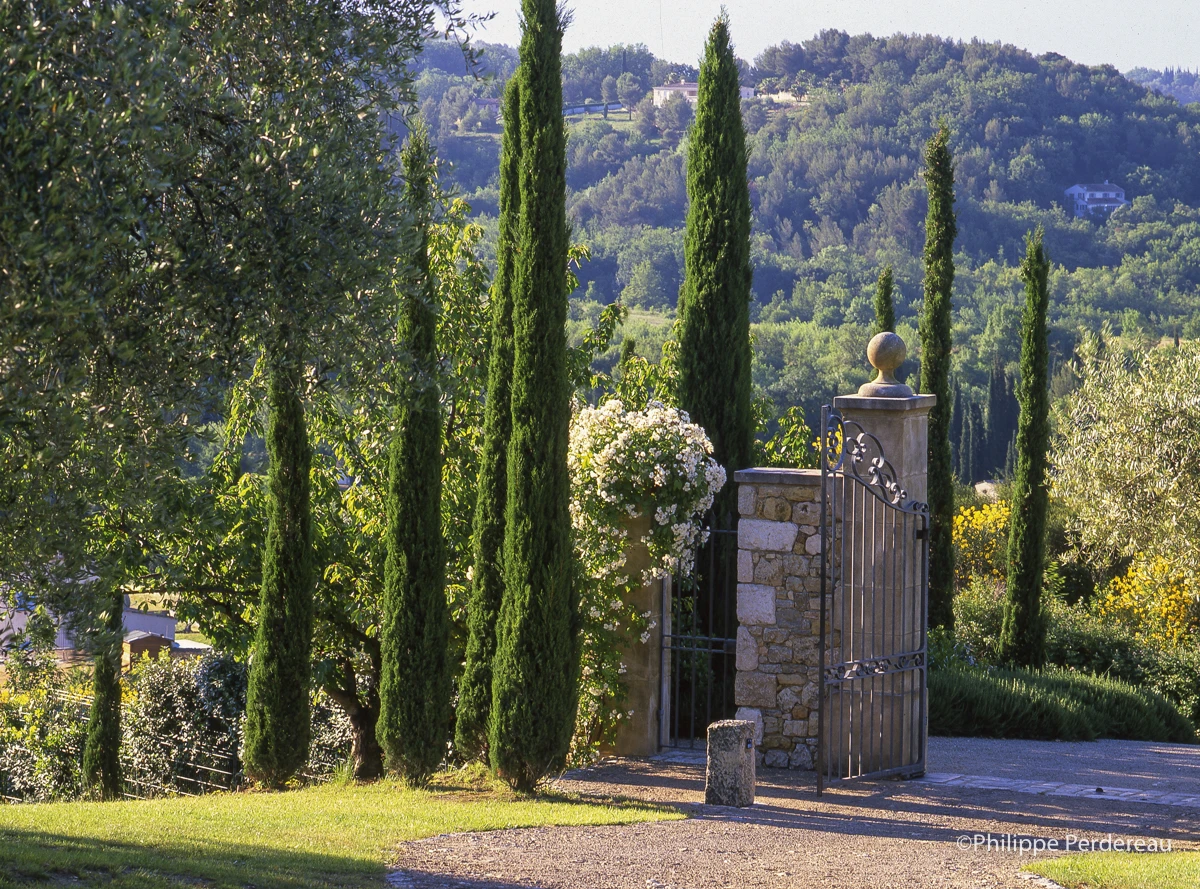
(915, 527), (928, 540)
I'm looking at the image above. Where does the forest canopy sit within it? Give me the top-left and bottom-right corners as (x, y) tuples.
(417, 30), (1200, 431)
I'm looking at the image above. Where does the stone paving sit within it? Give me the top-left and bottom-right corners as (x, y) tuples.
(922, 771), (1200, 809)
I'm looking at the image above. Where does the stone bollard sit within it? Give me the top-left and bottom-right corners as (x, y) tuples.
(704, 720), (756, 807)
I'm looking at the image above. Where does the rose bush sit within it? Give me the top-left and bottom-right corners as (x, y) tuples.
(567, 398), (725, 763)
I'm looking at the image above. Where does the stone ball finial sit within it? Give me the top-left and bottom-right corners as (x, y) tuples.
(857, 331), (914, 398)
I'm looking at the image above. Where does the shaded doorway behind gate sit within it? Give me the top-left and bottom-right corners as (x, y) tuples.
(659, 520), (738, 749)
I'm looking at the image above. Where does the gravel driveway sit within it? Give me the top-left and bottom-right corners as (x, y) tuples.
(391, 739), (1200, 889)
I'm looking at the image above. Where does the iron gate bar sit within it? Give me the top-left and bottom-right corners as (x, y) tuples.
(817, 405), (930, 794)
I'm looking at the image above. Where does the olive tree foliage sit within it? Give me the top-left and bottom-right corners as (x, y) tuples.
(1052, 338), (1200, 579)
(0, 0), (232, 795)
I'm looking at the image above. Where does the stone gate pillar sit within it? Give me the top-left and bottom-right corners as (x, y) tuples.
(733, 332), (933, 770)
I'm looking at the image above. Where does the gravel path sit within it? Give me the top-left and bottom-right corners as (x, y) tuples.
(390, 747), (1200, 889)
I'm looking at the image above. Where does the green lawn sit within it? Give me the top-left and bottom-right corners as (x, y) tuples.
(1027, 852), (1200, 889)
(0, 776), (680, 889)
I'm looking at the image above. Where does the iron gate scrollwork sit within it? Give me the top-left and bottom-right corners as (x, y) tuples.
(817, 405), (929, 792)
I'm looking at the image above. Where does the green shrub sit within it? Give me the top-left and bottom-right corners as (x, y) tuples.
(930, 664), (1196, 743)
(930, 666), (1095, 741)
(0, 620), (88, 801)
(122, 653), (245, 796)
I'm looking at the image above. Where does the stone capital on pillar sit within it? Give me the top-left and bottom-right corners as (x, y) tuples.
(833, 333), (936, 505)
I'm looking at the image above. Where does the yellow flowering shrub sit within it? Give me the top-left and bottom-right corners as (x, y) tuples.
(952, 501), (1012, 588)
(1096, 556), (1200, 646)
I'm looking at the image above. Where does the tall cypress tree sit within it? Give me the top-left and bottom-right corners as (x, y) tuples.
(919, 122), (957, 629)
(1000, 229), (1051, 668)
(244, 352), (314, 787)
(456, 76), (522, 763)
(378, 126), (450, 785)
(873, 266), (896, 335)
(677, 12), (754, 528)
(984, 358), (1007, 478)
(82, 588), (123, 799)
(957, 406), (974, 486)
(949, 382), (963, 480)
(488, 0), (577, 792)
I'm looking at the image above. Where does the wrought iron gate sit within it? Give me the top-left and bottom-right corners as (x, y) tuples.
(817, 406), (929, 791)
(659, 521), (738, 749)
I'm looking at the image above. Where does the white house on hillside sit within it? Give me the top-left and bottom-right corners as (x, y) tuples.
(652, 82), (755, 107)
(1065, 181), (1130, 219)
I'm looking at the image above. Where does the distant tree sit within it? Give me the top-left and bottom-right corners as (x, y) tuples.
(616, 72), (642, 116)
(601, 74), (617, 117)
(919, 122), (957, 629)
(873, 265), (895, 334)
(1000, 229), (1051, 668)
(949, 382), (963, 478)
(634, 94), (658, 139)
(488, 0), (578, 792)
(378, 127), (451, 785)
(677, 11), (754, 527)
(984, 359), (1016, 479)
(657, 93), (693, 143)
(457, 76), (522, 763)
(956, 400), (972, 484)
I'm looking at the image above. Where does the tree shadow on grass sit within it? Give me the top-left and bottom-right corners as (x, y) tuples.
(0, 828), (381, 889)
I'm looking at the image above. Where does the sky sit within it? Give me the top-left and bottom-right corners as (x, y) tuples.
(455, 0), (1200, 73)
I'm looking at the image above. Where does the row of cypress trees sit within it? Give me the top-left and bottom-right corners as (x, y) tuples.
(915, 125), (1052, 662)
(949, 367), (1020, 485)
(457, 0), (578, 791)
(457, 8), (757, 790)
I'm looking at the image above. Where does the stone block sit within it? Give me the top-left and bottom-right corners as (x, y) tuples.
(735, 626), (758, 671)
(738, 519), (798, 553)
(737, 583), (776, 625)
(738, 485), (756, 517)
(753, 557), (783, 586)
(804, 533), (822, 555)
(737, 549), (753, 582)
(705, 720), (756, 807)
(792, 501), (822, 524)
(763, 749), (790, 769)
(734, 672), (777, 708)
(734, 707), (764, 744)
(759, 496), (791, 522)
(783, 719), (809, 737)
(789, 745), (814, 770)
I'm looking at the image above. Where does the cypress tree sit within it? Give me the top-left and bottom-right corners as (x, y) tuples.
(378, 126), (450, 785)
(949, 382), (963, 480)
(244, 354), (314, 788)
(488, 0), (577, 792)
(968, 402), (985, 485)
(984, 358), (1007, 478)
(677, 12), (754, 529)
(1000, 228), (1052, 668)
(919, 122), (957, 629)
(456, 76), (522, 763)
(873, 265), (896, 334)
(82, 588), (123, 799)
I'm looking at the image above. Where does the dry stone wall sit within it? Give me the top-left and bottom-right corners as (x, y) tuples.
(732, 467), (830, 770)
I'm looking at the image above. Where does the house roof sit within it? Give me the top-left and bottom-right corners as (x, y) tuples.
(654, 82), (699, 91)
(1073, 183), (1125, 192)
(124, 630), (171, 644)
